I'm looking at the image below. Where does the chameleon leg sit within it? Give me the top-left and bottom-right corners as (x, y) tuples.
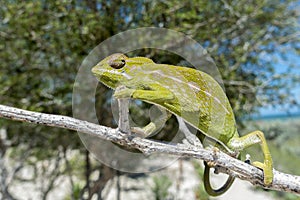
(227, 130), (273, 185)
(114, 86), (173, 137)
(131, 108), (172, 137)
(114, 86), (174, 102)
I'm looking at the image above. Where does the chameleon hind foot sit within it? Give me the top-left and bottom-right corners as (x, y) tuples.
(228, 130), (273, 186)
(252, 161), (273, 185)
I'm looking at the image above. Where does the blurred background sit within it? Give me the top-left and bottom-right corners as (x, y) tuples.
(0, 0), (299, 199)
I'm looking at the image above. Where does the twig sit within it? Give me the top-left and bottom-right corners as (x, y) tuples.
(0, 104), (299, 195)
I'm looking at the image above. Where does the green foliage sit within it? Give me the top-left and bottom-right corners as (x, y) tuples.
(151, 175), (172, 200)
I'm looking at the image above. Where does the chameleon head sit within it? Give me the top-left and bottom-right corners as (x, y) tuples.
(91, 53), (129, 89)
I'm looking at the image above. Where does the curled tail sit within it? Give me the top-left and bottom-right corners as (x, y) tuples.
(203, 161), (235, 196)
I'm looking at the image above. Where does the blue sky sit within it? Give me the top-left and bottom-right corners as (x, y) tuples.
(255, 0), (300, 117)
(259, 51), (300, 116)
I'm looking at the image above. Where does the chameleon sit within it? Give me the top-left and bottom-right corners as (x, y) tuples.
(91, 53), (273, 196)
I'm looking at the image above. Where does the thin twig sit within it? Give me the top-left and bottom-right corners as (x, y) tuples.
(0, 104), (299, 194)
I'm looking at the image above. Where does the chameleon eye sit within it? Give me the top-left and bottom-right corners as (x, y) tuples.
(109, 59), (126, 69)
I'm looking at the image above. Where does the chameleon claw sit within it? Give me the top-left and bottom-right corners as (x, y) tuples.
(212, 147), (220, 153)
(206, 161), (216, 168)
(211, 146), (220, 160)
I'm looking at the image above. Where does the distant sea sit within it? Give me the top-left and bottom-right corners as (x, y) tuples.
(252, 112), (300, 121)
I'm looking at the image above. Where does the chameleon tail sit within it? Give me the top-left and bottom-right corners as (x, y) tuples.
(203, 161), (235, 196)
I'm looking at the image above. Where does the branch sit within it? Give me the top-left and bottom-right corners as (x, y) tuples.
(0, 104), (299, 195)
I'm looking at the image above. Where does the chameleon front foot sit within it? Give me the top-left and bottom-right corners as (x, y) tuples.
(114, 86), (135, 99)
(130, 124), (157, 138)
(252, 161), (273, 185)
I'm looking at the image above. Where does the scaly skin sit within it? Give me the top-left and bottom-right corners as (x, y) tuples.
(92, 53), (273, 195)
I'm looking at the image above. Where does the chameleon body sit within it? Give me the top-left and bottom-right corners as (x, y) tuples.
(92, 53), (273, 196)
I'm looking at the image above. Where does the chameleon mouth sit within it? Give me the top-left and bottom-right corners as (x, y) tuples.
(91, 67), (132, 80)
(91, 67), (105, 75)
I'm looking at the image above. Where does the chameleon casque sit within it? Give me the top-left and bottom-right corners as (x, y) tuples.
(92, 53), (273, 196)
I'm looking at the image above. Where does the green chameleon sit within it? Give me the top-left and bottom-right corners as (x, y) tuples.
(92, 53), (273, 196)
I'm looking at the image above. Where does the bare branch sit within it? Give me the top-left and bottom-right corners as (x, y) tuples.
(0, 104), (299, 195)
